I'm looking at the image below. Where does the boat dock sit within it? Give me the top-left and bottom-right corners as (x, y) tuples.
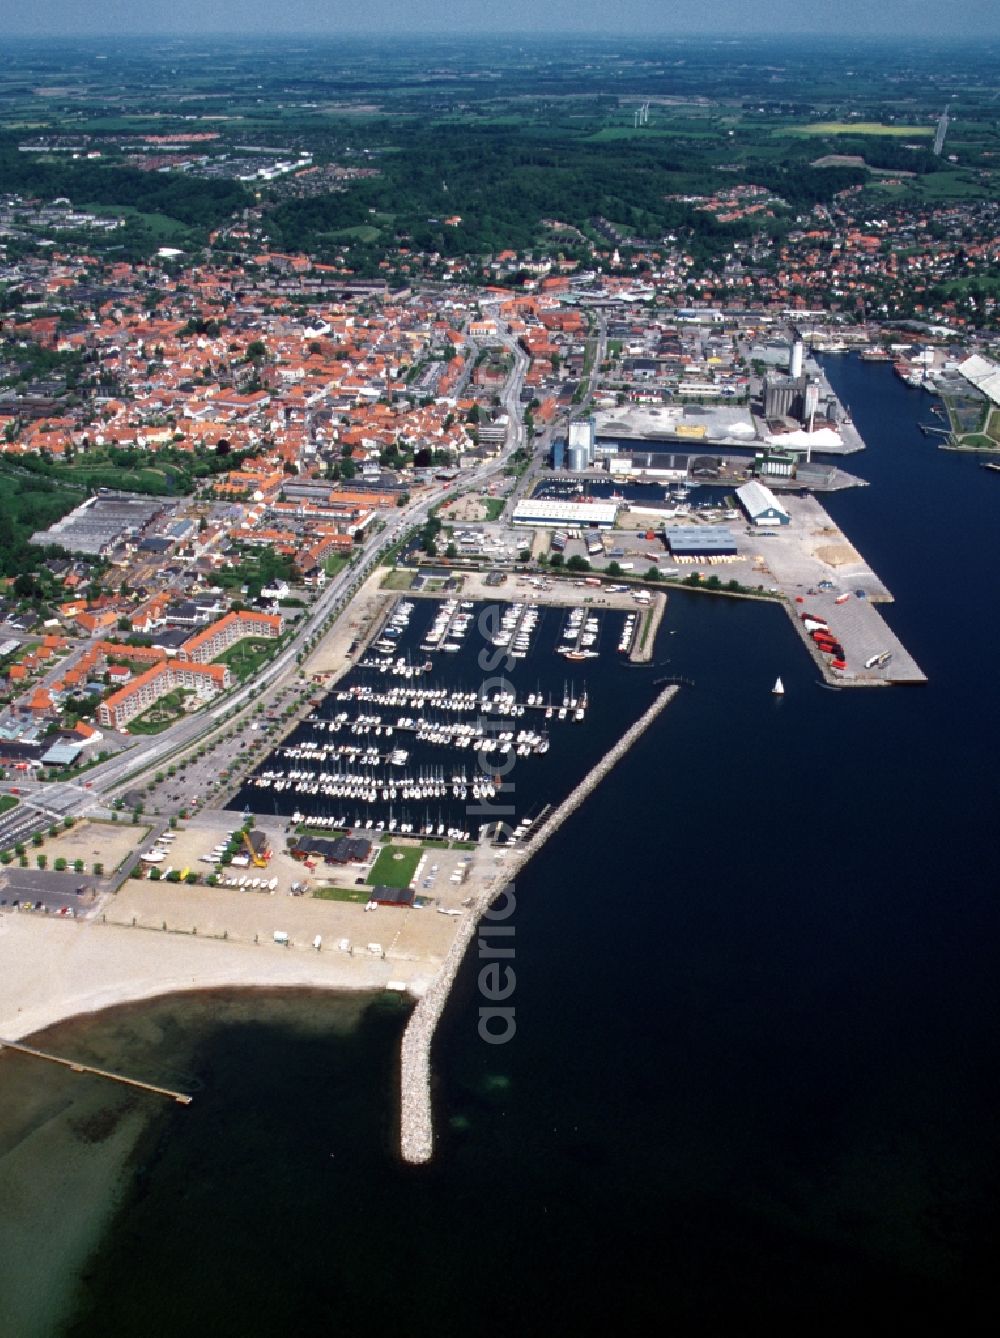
(556, 605), (601, 661)
(0, 1035), (193, 1104)
(399, 681), (681, 1165)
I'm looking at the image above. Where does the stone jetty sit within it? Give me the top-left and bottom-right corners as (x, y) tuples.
(399, 682), (680, 1164)
(630, 592), (666, 663)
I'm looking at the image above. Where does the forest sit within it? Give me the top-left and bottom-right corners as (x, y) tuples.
(0, 146), (250, 230)
(266, 124), (870, 263)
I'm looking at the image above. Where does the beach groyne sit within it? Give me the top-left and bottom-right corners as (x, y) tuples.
(0, 1035), (193, 1104)
(399, 682), (680, 1164)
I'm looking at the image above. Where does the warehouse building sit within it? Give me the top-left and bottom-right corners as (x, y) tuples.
(958, 354), (1000, 406)
(512, 499), (618, 529)
(736, 480), (790, 527)
(663, 525), (738, 559)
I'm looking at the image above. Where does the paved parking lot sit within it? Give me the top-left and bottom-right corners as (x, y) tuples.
(0, 868), (101, 917)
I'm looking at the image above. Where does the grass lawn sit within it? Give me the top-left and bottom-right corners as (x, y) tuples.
(127, 689), (192, 735)
(367, 843), (422, 888)
(0, 795), (19, 816)
(324, 553), (351, 578)
(482, 498), (505, 521)
(217, 638), (275, 681)
(313, 885), (370, 903)
(955, 433), (998, 451)
(381, 569), (415, 591)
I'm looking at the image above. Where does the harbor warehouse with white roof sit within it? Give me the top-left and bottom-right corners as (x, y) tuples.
(957, 354), (1000, 406)
(736, 480), (790, 527)
(512, 499), (619, 528)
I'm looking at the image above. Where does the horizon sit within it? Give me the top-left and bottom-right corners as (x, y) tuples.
(4, 1), (1000, 41)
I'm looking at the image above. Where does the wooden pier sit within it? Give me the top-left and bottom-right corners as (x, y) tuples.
(0, 1036), (193, 1104)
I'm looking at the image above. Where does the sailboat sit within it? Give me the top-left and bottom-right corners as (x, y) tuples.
(772, 676), (785, 696)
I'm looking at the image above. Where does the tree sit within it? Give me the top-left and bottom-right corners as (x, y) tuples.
(607, 561), (623, 578)
(446, 541), (458, 559)
(566, 555), (590, 573)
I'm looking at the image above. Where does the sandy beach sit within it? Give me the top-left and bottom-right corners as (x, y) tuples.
(0, 913), (408, 1043)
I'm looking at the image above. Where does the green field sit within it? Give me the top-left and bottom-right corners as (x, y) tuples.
(912, 172), (994, 200)
(325, 225), (381, 243)
(84, 203), (193, 241)
(367, 844), (422, 888)
(0, 795), (19, 816)
(313, 884), (370, 903)
(787, 122), (933, 137)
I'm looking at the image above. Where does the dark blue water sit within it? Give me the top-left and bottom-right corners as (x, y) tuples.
(61, 360), (1000, 1334)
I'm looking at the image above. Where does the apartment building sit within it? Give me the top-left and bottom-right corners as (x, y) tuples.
(98, 660), (230, 730)
(177, 610), (283, 665)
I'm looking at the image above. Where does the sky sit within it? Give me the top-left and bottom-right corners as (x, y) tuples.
(4, 0), (1000, 39)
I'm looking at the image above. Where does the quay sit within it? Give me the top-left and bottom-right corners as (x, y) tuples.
(0, 1035), (193, 1104)
(630, 592), (666, 664)
(399, 682), (680, 1165)
(750, 493), (926, 686)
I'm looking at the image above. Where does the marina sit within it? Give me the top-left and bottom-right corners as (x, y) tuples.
(231, 595), (621, 835)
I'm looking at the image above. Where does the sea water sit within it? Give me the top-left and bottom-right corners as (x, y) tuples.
(1, 358), (997, 1333)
